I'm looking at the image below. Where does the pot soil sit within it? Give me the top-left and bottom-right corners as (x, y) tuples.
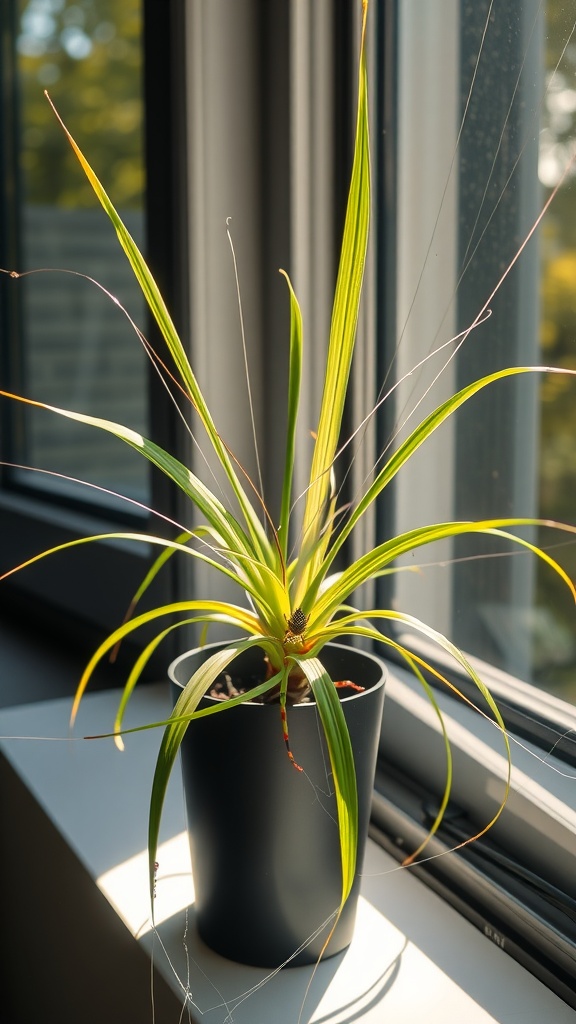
(169, 640), (386, 968)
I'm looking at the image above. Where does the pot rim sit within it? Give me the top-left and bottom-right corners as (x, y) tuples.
(168, 638), (386, 707)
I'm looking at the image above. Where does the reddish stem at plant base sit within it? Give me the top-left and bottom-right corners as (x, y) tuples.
(280, 703), (304, 772)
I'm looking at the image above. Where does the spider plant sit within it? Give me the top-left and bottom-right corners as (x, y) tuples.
(1, 0), (575, 933)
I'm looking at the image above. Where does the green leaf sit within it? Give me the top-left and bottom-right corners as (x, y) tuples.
(294, 656), (358, 910)
(45, 93), (275, 568)
(0, 388), (255, 560)
(278, 271), (303, 562)
(118, 530), (195, 625)
(0, 389), (292, 628)
(295, 5), (371, 602)
(309, 518), (576, 627)
(310, 616), (512, 857)
(71, 599), (264, 728)
(394, 649), (453, 863)
(113, 615), (223, 741)
(148, 640), (284, 907)
(325, 364), (576, 571)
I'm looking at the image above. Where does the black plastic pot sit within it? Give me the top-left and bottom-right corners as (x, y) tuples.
(169, 641), (386, 968)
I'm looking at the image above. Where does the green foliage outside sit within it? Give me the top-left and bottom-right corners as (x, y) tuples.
(17, 0), (143, 209)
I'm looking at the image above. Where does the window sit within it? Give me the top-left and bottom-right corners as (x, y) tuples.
(372, 0), (576, 1007)
(379, 0), (576, 699)
(7, 0), (148, 507)
(0, 0), (182, 651)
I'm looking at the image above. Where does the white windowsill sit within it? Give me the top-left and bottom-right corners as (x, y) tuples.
(0, 684), (574, 1024)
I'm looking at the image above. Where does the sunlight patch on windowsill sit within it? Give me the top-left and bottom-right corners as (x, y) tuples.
(95, 827), (458, 1020)
(97, 830), (195, 938)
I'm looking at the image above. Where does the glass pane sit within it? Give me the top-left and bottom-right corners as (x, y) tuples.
(7, 0), (147, 508)
(387, 1), (576, 704)
(537, 1), (576, 697)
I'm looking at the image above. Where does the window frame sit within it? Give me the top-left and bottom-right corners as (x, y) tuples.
(0, 0), (187, 666)
(371, 0), (576, 1007)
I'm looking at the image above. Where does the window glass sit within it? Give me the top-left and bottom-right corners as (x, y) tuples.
(387, 0), (575, 704)
(538, 2), (576, 699)
(4, 0), (147, 509)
